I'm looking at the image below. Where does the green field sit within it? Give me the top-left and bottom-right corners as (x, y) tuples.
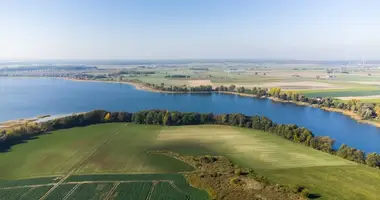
(0, 174), (207, 200)
(1, 123), (380, 199)
(0, 123), (192, 179)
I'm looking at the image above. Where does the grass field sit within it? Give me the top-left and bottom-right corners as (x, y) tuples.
(1, 123), (380, 199)
(0, 123), (192, 179)
(157, 125), (380, 200)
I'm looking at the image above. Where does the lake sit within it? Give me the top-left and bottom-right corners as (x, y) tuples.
(1, 77), (380, 153)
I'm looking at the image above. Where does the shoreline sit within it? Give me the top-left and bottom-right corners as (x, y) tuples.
(0, 113), (80, 130)
(2, 76), (380, 128)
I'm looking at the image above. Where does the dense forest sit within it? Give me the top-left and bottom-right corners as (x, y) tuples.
(1, 110), (379, 169)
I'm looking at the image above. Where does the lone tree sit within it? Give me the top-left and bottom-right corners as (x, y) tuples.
(366, 153), (380, 168)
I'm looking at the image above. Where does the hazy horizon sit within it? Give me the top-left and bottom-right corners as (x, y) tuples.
(1, 0), (380, 60)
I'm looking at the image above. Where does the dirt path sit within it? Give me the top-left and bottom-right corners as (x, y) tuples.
(19, 187), (36, 200)
(62, 183), (81, 200)
(0, 184), (55, 190)
(169, 181), (190, 199)
(146, 181), (158, 200)
(104, 182), (121, 200)
(0, 180), (174, 190)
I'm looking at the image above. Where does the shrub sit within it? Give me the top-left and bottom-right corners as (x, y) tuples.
(230, 177), (242, 185)
(234, 169), (242, 176)
(301, 188), (310, 198)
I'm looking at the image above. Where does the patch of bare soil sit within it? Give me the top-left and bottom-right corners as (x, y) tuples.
(351, 81), (380, 85)
(187, 80), (213, 87)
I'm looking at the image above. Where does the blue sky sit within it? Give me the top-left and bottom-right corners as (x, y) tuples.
(0, 0), (379, 60)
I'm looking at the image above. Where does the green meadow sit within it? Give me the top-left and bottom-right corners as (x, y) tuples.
(0, 123), (379, 199)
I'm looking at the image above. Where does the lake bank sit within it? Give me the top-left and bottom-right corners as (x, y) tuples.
(2, 77), (380, 154)
(60, 77), (380, 128)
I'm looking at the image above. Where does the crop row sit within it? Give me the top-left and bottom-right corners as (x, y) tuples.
(109, 182), (152, 200)
(45, 184), (76, 200)
(150, 182), (188, 200)
(65, 173), (185, 182)
(68, 183), (113, 200)
(0, 177), (57, 188)
(0, 188), (29, 200)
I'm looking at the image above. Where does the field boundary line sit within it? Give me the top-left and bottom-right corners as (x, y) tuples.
(64, 180), (170, 184)
(104, 182), (120, 200)
(0, 180), (172, 190)
(18, 187), (35, 200)
(0, 184), (55, 190)
(169, 181), (185, 194)
(145, 181), (158, 200)
(169, 181), (192, 200)
(62, 183), (81, 200)
(39, 124), (127, 200)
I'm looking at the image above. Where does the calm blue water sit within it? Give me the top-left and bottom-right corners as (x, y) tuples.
(1, 77), (380, 153)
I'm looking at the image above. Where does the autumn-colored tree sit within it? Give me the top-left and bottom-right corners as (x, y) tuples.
(375, 105), (380, 118)
(163, 111), (171, 125)
(268, 87), (281, 97)
(104, 113), (111, 121)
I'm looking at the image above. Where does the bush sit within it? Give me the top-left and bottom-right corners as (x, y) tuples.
(230, 177), (242, 185)
(301, 188), (310, 198)
(290, 184), (305, 193)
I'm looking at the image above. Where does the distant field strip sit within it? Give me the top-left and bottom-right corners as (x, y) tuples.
(337, 94), (380, 100)
(299, 88), (380, 98)
(158, 125), (354, 169)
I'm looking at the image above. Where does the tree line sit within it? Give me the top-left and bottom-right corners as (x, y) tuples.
(125, 80), (380, 121)
(1, 110), (379, 169)
(128, 80), (213, 92)
(240, 86), (380, 121)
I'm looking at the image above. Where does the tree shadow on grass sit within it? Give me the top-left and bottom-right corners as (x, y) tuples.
(308, 193), (322, 199)
(0, 132), (52, 153)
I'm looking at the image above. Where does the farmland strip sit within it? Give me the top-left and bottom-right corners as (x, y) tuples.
(39, 124), (127, 200)
(0, 184), (55, 190)
(18, 187), (35, 200)
(169, 181), (191, 200)
(0, 180), (172, 190)
(103, 182), (120, 200)
(61, 183), (81, 200)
